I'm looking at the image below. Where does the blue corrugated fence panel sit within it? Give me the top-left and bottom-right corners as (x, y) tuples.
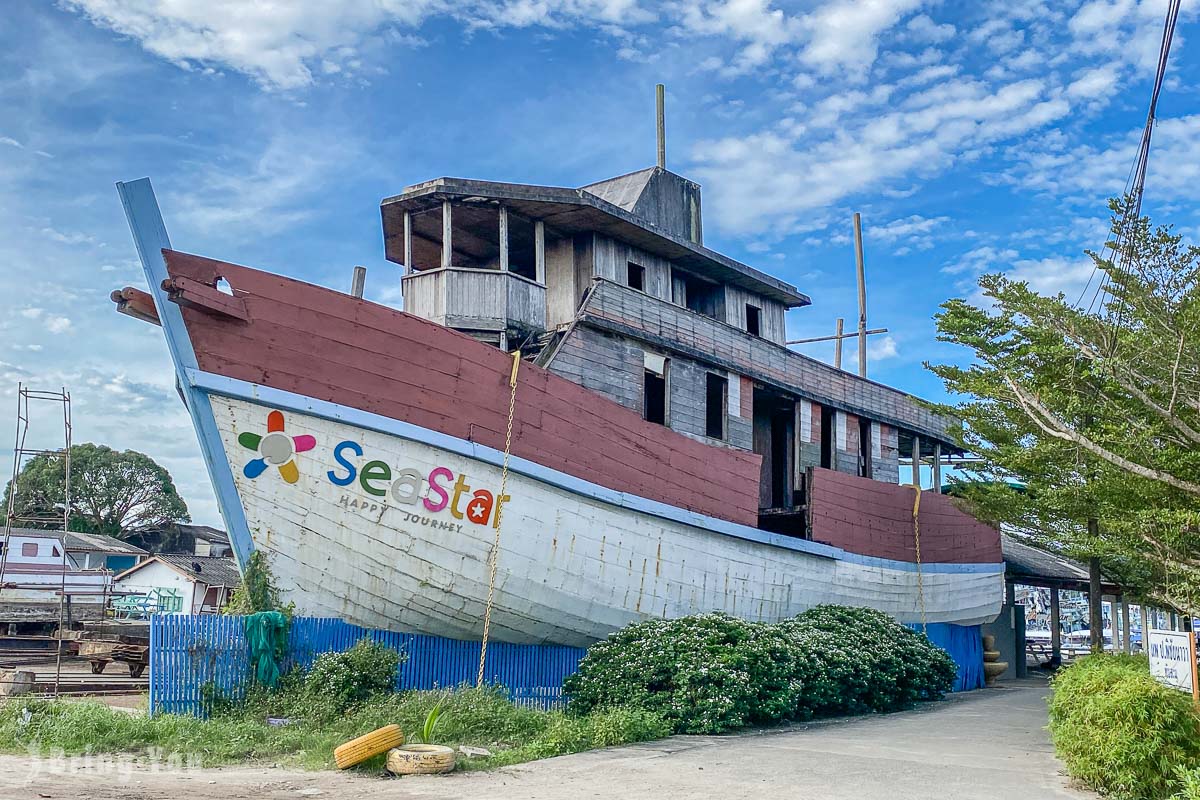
(909, 622), (984, 692)
(149, 615), (586, 716)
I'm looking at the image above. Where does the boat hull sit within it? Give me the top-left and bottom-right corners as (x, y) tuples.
(210, 391), (1002, 646)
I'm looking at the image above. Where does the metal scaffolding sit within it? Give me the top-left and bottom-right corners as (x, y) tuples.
(0, 383), (72, 696)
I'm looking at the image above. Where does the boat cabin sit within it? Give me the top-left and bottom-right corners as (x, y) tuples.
(380, 166), (959, 537)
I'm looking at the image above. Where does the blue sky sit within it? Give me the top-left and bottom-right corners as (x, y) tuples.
(1, 0), (1197, 525)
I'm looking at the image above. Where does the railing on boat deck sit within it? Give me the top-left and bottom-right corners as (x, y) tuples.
(148, 614), (585, 716)
(401, 267), (546, 335)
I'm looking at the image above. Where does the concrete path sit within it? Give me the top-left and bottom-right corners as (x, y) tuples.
(0, 682), (1094, 800)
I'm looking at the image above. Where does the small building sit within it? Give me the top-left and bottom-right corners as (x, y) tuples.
(62, 531), (149, 572)
(113, 555), (240, 615)
(177, 524), (232, 558)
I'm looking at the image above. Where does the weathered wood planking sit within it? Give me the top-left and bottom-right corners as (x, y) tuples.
(808, 467), (1002, 564)
(210, 396), (1003, 646)
(576, 279), (957, 443)
(163, 250), (763, 526)
(402, 267), (547, 333)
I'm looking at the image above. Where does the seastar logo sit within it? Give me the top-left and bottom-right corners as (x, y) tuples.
(238, 410), (316, 484)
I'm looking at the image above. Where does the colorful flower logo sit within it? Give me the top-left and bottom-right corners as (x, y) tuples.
(238, 410), (316, 484)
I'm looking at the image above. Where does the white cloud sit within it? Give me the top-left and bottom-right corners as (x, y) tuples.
(63, 0), (658, 90)
(867, 334), (898, 360)
(692, 76), (1071, 235)
(1004, 114), (1200, 205)
(904, 14), (955, 43)
(942, 245), (1020, 276)
(799, 0), (923, 77)
(1066, 64), (1120, 99)
(45, 315), (73, 334)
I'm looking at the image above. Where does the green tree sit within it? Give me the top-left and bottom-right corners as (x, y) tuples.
(3, 443), (190, 538)
(928, 201), (1200, 613)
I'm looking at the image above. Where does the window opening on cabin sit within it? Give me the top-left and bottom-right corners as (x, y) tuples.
(858, 417), (873, 479)
(506, 213), (537, 281)
(820, 405), (834, 469)
(52, 545), (61, 557)
(21, 542), (38, 557)
(627, 262), (645, 292)
(745, 304), (761, 337)
(705, 373), (728, 440)
(671, 268), (723, 320)
(643, 353), (668, 425)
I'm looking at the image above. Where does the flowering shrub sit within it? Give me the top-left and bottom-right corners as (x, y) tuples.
(303, 637), (405, 714)
(781, 606), (957, 716)
(563, 606), (957, 734)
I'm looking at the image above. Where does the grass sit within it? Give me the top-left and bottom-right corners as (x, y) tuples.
(0, 686), (671, 772)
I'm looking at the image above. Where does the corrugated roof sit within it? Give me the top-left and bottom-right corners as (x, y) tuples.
(62, 531), (148, 555)
(1003, 533), (1121, 591)
(157, 555), (241, 586)
(116, 555), (241, 587)
(4, 527), (148, 555)
(177, 524), (229, 544)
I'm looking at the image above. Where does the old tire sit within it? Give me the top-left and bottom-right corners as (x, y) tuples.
(386, 744), (457, 775)
(334, 724), (405, 770)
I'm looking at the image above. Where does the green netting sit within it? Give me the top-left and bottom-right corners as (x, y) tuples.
(244, 610), (289, 688)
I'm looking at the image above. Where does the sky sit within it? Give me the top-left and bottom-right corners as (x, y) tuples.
(1, 0), (1197, 526)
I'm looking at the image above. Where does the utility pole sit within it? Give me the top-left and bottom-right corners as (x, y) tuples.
(833, 318), (843, 370)
(853, 212), (868, 378)
(656, 84), (666, 170)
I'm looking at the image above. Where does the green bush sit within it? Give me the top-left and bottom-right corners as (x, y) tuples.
(1173, 766), (1200, 800)
(563, 606), (957, 734)
(302, 638), (404, 715)
(562, 614), (804, 734)
(781, 606), (957, 716)
(1049, 654), (1200, 800)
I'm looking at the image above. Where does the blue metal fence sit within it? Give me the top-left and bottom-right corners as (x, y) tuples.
(911, 622), (984, 692)
(149, 615), (586, 716)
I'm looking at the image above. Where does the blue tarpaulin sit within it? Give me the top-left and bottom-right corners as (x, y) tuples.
(910, 622), (984, 691)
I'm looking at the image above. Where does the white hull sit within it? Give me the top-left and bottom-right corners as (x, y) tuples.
(212, 394), (1003, 646)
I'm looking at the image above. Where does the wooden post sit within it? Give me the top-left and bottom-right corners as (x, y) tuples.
(350, 266), (366, 299)
(441, 200), (453, 269)
(1050, 587), (1061, 664)
(1121, 596), (1131, 654)
(910, 434), (921, 488)
(403, 211), (413, 275)
(853, 212), (867, 378)
(499, 205), (510, 273)
(656, 84), (666, 170)
(932, 442), (942, 492)
(1191, 623), (1199, 706)
(534, 220), (546, 284)
(833, 317), (844, 370)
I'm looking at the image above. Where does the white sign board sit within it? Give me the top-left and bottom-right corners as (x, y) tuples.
(1147, 629), (1196, 693)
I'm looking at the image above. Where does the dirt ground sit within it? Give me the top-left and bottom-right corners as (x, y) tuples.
(1, 682), (1094, 800)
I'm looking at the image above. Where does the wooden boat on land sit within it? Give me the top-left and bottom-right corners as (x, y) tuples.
(112, 156), (1003, 647)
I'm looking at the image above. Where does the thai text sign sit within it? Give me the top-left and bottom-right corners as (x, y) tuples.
(1147, 629), (1196, 693)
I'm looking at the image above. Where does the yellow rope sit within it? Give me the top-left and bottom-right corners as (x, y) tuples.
(910, 485), (927, 633)
(477, 349), (521, 688)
